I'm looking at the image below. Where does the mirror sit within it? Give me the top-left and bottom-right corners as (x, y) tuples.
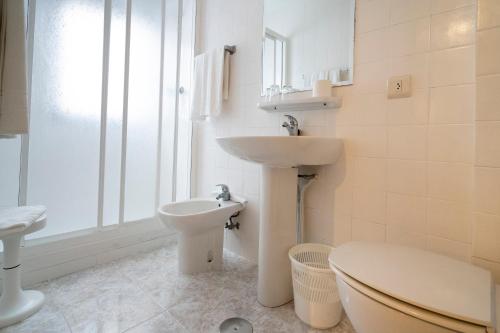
(262, 0), (355, 95)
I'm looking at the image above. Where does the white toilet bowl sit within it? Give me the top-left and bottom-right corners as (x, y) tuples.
(329, 242), (498, 333)
(158, 196), (246, 274)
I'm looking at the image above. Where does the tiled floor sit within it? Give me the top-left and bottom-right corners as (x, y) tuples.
(2, 240), (355, 333)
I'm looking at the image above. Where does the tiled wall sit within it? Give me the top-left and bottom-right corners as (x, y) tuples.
(332, 0), (476, 262)
(472, 0), (500, 281)
(193, 0), (497, 277)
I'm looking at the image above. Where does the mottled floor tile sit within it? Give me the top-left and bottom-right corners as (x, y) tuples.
(2, 243), (355, 333)
(60, 280), (163, 333)
(124, 312), (188, 333)
(0, 303), (70, 333)
(252, 302), (354, 333)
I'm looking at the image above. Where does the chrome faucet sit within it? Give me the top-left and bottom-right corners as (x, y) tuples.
(282, 115), (300, 136)
(215, 184), (231, 201)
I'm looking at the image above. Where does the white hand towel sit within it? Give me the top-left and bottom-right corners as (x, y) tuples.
(190, 48), (227, 121)
(0, 205), (46, 237)
(0, 0), (29, 135)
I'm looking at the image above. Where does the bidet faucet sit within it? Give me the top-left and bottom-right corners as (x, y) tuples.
(282, 115), (300, 136)
(215, 184), (231, 201)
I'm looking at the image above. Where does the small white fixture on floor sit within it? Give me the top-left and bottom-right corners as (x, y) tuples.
(0, 206), (47, 328)
(158, 186), (246, 274)
(329, 242), (498, 333)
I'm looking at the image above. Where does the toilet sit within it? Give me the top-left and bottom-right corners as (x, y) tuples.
(329, 242), (499, 333)
(158, 196), (246, 274)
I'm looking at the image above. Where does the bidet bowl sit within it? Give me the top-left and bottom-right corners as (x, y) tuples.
(158, 198), (246, 235)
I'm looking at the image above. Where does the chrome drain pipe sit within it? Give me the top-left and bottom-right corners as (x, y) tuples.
(296, 174), (317, 244)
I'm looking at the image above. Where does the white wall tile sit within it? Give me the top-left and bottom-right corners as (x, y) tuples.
(428, 162), (474, 203)
(427, 198), (472, 243)
(338, 93), (387, 126)
(476, 122), (500, 167)
(387, 126), (427, 160)
(387, 193), (427, 234)
(431, 6), (475, 50)
(387, 159), (427, 196)
(356, 0), (391, 34)
(333, 213), (352, 247)
(477, 75), (500, 121)
(352, 187), (387, 223)
(387, 89), (429, 125)
(475, 167), (500, 215)
(473, 213), (500, 262)
(478, 0), (500, 30)
(429, 85), (475, 124)
(430, 46), (475, 87)
(336, 126), (388, 157)
(390, 0), (431, 24)
(427, 236), (471, 261)
(431, 0), (474, 14)
(352, 219), (386, 242)
(389, 18), (430, 57)
(390, 54), (429, 89)
(472, 257), (500, 283)
(427, 125), (474, 163)
(386, 224), (427, 249)
(356, 28), (391, 64)
(354, 61), (392, 94)
(477, 28), (500, 76)
(354, 157), (387, 190)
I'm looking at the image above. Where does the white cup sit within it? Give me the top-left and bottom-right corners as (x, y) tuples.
(312, 79), (331, 97)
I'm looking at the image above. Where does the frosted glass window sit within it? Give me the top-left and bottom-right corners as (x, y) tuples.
(102, 0), (126, 226)
(123, 0), (163, 222)
(275, 40), (283, 88)
(0, 136), (21, 209)
(158, 0), (180, 205)
(263, 37), (275, 93)
(27, 0), (104, 237)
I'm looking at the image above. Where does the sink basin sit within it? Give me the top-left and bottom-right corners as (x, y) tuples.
(216, 136), (343, 168)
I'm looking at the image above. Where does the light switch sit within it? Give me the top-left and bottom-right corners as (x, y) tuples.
(387, 75), (411, 99)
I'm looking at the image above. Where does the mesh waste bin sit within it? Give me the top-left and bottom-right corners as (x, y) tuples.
(289, 243), (342, 329)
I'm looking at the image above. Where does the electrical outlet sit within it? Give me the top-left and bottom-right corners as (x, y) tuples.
(388, 75), (411, 99)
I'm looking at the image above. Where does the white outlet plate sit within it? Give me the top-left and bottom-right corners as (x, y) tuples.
(388, 75), (411, 99)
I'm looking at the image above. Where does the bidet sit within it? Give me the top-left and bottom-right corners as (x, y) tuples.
(158, 194), (246, 274)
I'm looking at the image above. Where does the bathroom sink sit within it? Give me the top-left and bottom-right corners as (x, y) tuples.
(215, 135), (344, 307)
(216, 136), (343, 168)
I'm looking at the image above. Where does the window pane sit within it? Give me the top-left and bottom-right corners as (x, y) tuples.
(102, 0), (126, 226)
(27, 0), (104, 238)
(263, 37), (275, 92)
(275, 40), (283, 87)
(123, 0), (163, 222)
(0, 136), (21, 209)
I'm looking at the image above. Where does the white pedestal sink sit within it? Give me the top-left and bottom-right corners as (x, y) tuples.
(216, 136), (343, 307)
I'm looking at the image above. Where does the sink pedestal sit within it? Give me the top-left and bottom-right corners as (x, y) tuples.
(258, 166), (298, 307)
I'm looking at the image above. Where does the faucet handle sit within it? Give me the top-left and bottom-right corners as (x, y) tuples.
(216, 184), (229, 192)
(284, 114), (298, 126)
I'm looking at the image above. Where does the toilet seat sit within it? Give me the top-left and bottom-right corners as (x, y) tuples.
(332, 268), (489, 333)
(329, 242), (496, 333)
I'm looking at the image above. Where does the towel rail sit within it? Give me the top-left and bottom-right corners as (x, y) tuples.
(224, 45), (236, 55)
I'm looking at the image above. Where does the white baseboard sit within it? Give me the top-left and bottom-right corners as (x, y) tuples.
(0, 220), (178, 288)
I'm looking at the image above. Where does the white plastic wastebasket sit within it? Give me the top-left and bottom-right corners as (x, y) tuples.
(289, 243), (342, 329)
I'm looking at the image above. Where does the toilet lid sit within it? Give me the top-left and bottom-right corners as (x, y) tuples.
(329, 242), (494, 327)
